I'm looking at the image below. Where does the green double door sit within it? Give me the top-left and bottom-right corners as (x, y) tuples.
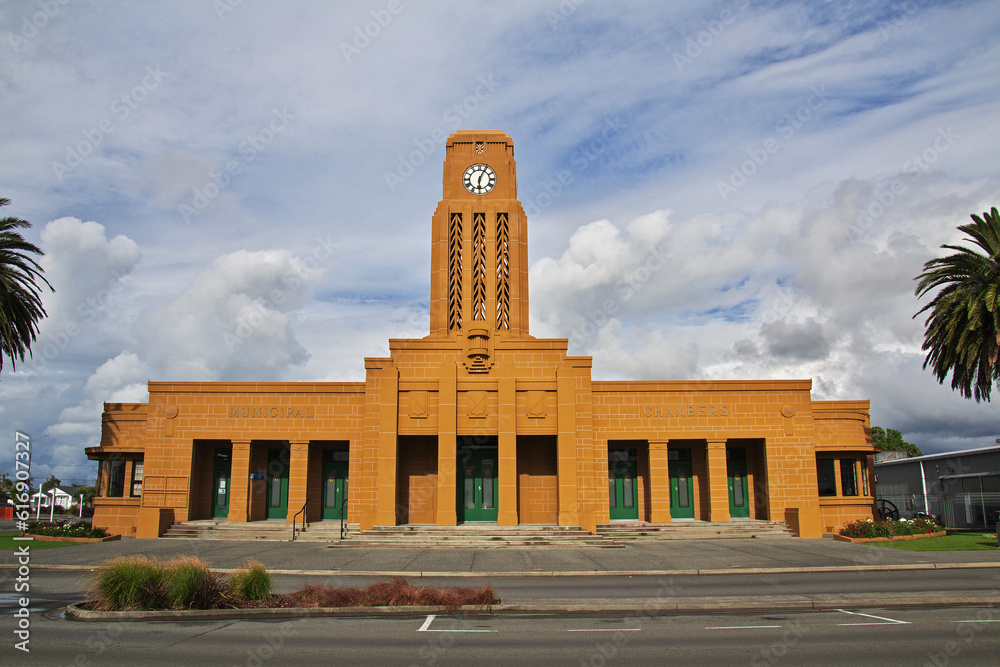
(458, 450), (497, 522)
(211, 449), (231, 518)
(669, 449), (694, 519)
(266, 448), (289, 519)
(728, 448), (750, 518)
(609, 449), (638, 520)
(321, 451), (349, 520)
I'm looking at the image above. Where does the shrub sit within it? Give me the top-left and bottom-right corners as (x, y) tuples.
(227, 559), (272, 601)
(282, 578), (499, 612)
(88, 556), (169, 611)
(166, 556), (228, 610)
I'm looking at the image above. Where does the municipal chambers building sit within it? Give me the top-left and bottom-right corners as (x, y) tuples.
(88, 131), (876, 539)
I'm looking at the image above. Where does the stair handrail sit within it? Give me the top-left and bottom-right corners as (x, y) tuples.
(292, 499), (309, 541)
(340, 498), (348, 540)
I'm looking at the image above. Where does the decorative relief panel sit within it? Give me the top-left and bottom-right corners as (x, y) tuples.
(468, 390), (487, 419)
(409, 391), (428, 419)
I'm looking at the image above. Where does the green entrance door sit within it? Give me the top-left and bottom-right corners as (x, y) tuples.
(321, 450), (349, 520)
(608, 449), (638, 520)
(458, 450), (498, 522)
(728, 448), (750, 518)
(211, 448), (231, 518)
(266, 448), (289, 519)
(669, 449), (695, 519)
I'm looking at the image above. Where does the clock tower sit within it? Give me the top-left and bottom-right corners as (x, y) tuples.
(428, 131), (531, 345)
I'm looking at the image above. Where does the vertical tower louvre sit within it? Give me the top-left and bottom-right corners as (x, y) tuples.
(429, 131), (531, 338)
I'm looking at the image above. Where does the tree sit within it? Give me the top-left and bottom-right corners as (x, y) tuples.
(0, 198), (53, 372)
(914, 206), (1000, 402)
(871, 426), (923, 458)
(41, 474), (62, 493)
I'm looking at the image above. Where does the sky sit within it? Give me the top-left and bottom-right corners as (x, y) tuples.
(1, 0), (998, 486)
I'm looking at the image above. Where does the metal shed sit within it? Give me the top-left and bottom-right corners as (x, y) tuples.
(874, 445), (1000, 530)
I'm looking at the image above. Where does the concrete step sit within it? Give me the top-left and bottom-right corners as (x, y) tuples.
(342, 525), (620, 548)
(161, 520), (358, 541)
(595, 520), (796, 540)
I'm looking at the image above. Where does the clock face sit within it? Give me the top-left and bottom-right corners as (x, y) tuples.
(463, 163), (496, 195)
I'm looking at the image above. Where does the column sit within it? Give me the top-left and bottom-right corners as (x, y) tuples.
(373, 364), (400, 526)
(436, 363), (458, 526)
(286, 440), (310, 523)
(706, 439), (730, 522)
(497, 375), (518, 526)
(556, 363), (579, 526)
(648, 440), (672, 523)
(227, 439), (252, 523)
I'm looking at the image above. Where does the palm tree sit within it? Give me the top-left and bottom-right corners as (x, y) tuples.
(0, 197), (53, 372)
(914, 206), (1000, 402)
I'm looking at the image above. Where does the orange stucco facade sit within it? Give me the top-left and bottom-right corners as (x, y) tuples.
(87, 131), (875, 538)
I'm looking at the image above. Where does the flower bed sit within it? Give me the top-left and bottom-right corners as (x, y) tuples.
(23, 520), (109, 540)
(833, 531), (947, 544)
(837, 516), (945, 541)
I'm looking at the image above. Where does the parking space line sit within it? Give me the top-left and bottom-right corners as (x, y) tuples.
(836, 609), (910, 626)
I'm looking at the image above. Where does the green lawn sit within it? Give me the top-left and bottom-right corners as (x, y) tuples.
(870, 531), (998, 551)
(0, 530), (80, 550)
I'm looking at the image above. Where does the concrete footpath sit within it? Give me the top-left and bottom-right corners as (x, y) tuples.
(5, 527), (1000, 618)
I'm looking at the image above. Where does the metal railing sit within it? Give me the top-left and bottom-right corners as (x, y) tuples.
(291, 499), (309, 541)
(340, 499), (349, 540)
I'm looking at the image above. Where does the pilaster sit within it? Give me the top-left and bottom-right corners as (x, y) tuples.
(648, 440), (672, 523)
(706, 439), (730, 522)
(227, 439), (251, 523)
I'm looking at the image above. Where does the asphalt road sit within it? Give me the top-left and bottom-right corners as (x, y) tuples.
(7, 567), (1000, 609)
(3, 606), (998, 666)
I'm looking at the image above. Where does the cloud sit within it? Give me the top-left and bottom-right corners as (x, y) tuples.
(133, 248), (325, 381)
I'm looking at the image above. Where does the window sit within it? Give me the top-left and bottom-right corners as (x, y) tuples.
(839, 458), (858, 496)
(817, 459), (836, 496)
(107, 459), (126, 497)
(130, 460), (144, 497)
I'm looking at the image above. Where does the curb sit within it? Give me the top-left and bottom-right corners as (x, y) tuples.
(12, 562), (1000, 577)
(65, 590), (1000, 622)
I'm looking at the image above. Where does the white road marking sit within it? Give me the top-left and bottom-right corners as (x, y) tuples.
(707, 625), (781, 630)
(568, 628), (642, 632)
(417, 614), (495, 632)
(836, 609), (910, 625)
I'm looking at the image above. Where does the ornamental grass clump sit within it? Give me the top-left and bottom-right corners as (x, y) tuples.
(87, 555), (169, 611)
(840, 516), (944, 539)
(227, 559), (273, 601)
(166, 556), (228, 610)
(282, 577), (498, 612)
